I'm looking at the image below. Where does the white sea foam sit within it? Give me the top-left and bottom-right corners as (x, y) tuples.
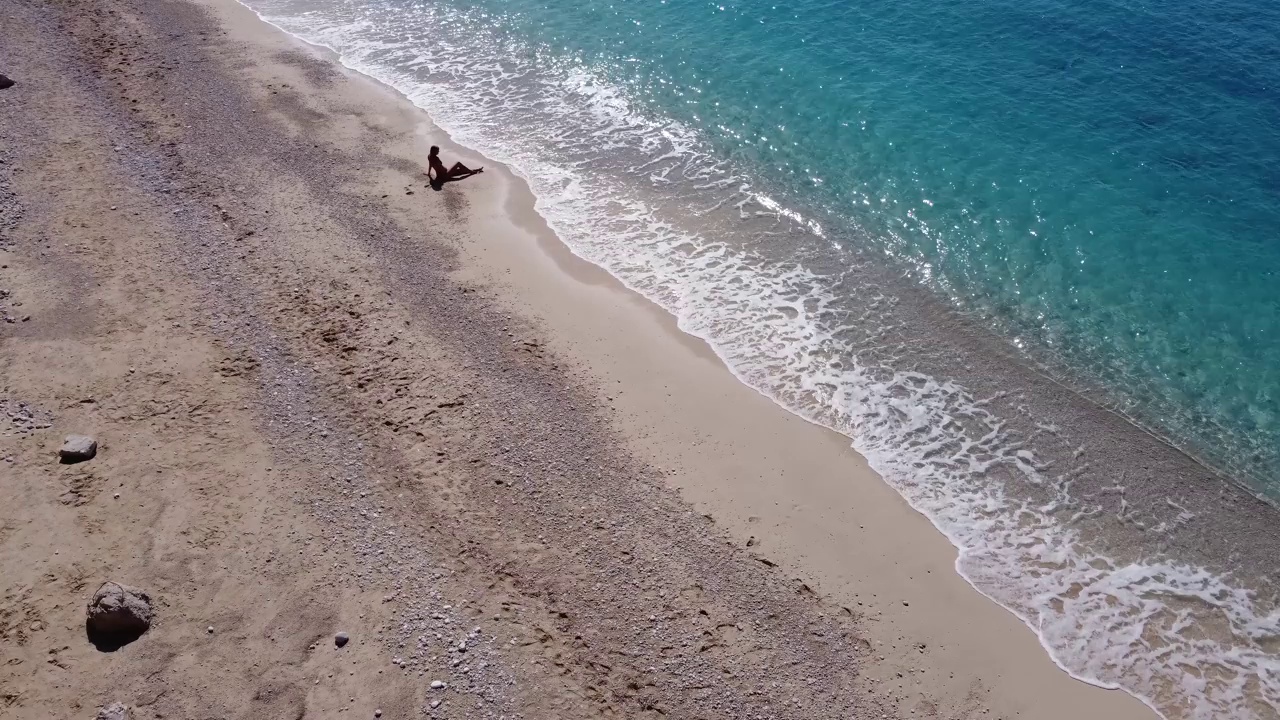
(241, 1), (1280, 716)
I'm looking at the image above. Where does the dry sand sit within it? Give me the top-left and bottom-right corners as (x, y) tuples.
(0, 0), (1152, 717)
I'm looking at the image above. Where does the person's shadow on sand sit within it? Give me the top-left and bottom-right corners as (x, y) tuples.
(426, 145), (483, 191)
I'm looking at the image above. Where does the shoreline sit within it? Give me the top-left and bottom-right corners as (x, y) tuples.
(262, 5), (1280, 717)
(225, 2), (1159, 717)
(0, 0), (1158, 716)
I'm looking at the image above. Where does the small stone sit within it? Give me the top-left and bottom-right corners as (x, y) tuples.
(86, 582), (153, 649)
(430, 680), (446, 690)
(94, 703), (130, 720)
(430, 700), (441, 709)
(0, 74), (14, 90)
(374, 711), (382, 718)
(207, 626), (214, 634)
(59, 435), (97, 463)
(335, 631), (349, 648)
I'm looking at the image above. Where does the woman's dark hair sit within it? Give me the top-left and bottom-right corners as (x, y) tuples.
(429, 145), (440, 155)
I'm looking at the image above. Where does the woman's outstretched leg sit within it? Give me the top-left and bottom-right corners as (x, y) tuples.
(448, 161), (484, 177)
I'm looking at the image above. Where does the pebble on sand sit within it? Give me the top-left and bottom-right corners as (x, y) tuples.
(94, 703), (130, 720)
(0, 74), (14, 90)
(59, 434), (97, 463)
(335, 631), (350, 648)
(430, 680), (446, 690)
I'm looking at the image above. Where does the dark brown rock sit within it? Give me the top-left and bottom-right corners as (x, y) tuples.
(86, 582), (153, 650)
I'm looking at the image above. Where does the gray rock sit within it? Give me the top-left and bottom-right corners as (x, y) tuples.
(94, 703), (130, 720)
(59, 435), (97, 463)
(86, 582), (152, 649)
(429, 680), (446, 690)
(335, 631), (349, 647)
(0, 74), (13, 90)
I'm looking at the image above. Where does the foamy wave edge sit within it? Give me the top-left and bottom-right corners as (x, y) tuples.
(234, 3), (1279, 717)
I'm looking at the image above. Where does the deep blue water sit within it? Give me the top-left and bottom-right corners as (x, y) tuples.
(438, 0), (1280, 490)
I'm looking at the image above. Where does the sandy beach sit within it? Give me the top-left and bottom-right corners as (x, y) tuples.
(0, 0), (1153, 717)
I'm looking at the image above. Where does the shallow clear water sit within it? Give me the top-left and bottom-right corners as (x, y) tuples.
(240, 0), (1280, 716)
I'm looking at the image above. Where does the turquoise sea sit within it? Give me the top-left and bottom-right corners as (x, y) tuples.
(241, 0), (1280, 716)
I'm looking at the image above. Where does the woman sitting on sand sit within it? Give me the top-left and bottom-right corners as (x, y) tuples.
(427, 145), (483, 185)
